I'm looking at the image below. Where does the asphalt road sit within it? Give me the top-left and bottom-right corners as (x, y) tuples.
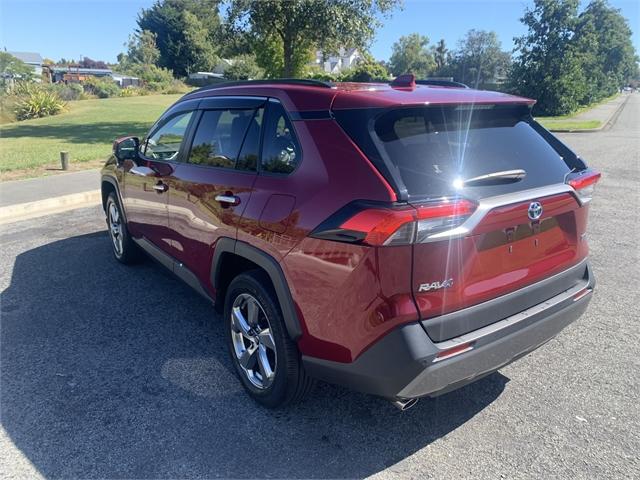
(1, 94), (638, 480)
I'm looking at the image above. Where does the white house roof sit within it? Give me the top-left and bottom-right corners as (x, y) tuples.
(8, 51), (43, 65)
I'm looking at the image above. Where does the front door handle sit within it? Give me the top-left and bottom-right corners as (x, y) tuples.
(153, 183), (168, 193)
(214, 194), (240, 206)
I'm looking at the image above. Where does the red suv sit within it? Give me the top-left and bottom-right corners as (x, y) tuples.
(101, 76), (599, 410)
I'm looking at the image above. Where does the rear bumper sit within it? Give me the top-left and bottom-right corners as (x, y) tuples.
(303, 262), (595, 400)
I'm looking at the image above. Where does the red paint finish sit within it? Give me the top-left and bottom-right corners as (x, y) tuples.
(284, 238), (417, 362)
(412, 193), (588, 321)
(106, 81), (596, 369)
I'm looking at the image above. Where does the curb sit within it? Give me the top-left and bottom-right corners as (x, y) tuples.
(0, 190), (101, 225)
(547, 94), (630, 133)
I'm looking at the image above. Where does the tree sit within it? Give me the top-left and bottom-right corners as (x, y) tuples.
(224, 54), (264, 80)
(340, 52), (390, 82)
(78, 57), (109, 69)
(432, 39), (448, 72)
(227, 0), (399, 78)
(124, 30), (161, 66)
(388, 33), (435, 78)
(137, 0), (221, 76)
(0, 52), (34, 87)
(450, 30), (510, 88)
(573, 0), (638, 103)
(509, 0), (586, 115)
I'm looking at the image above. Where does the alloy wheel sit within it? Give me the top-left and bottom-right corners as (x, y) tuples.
(230, 293), (277, 389)
(108, 202), (123, 257)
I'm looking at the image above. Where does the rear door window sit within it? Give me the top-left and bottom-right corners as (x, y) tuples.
(189, 108), (263, 170)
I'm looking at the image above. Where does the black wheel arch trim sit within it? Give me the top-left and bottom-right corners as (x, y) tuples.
(101, 174), (127, 224)
(212, 238), (303, 340)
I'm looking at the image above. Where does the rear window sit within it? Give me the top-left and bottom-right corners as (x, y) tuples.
(335, 105), (584, 200)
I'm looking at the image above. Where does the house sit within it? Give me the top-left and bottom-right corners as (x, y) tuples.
(112, 73), (140, 88)
(8, 51), (43, 78)
(47, 66), (113, 83)
(313, 48), (362, 74)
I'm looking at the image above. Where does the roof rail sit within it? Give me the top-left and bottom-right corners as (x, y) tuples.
(416, 79), (469, 89)
(188, 78), (334, 96)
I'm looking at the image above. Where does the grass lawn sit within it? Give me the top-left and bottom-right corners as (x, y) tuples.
(0, 94), (181, 173)
(535, 93), (620, 131)
(536, 119), (601, 131)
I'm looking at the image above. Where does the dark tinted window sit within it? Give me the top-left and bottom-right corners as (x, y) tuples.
(261, 101), (300, 174)
(336, 105), (581, 199)
(189, 108), (262, 170)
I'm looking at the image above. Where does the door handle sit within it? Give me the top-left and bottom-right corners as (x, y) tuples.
(214, 194), (240, 206)
(153, 183), (168, 193)
(130, 165), (155, 177)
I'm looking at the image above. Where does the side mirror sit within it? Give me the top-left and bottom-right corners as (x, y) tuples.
(113, 136), (140, 163)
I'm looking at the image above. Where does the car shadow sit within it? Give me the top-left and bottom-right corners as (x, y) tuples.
(1, 231), (508, 479)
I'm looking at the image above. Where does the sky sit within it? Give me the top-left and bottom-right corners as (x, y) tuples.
(1, 0), (639, 64)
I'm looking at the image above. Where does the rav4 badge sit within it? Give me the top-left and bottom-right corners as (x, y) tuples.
(418, 279), (454, 292)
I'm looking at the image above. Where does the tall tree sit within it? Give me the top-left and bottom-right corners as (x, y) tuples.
(125, 30), (161, 66)
(227, 0), (399, 77)
(432, 39), (448, 72)
(573, 0), (638, 103)
(509, 0), (586, 115)
(137, 0), (221, 76)
(450, 30), (510, 87)
(388, 33), (435, 78)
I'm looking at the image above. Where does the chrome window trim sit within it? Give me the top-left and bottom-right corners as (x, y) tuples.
(425, 183), (581, 242)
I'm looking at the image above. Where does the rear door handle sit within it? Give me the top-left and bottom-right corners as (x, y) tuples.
(153, 183), (168, 193)
(215, 194), (240, 206)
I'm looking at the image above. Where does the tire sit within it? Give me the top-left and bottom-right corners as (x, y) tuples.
(224, 271), (315, 408)
(105, 192), (142, 265)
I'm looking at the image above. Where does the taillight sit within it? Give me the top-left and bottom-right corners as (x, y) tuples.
(311, 199), (477, 246)
(567, 170), (601, 203)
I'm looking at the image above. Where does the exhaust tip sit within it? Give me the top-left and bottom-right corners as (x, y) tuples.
(390, 397), (419, 411)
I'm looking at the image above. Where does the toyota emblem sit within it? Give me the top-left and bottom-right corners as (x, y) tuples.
(528, 201), (543, 221)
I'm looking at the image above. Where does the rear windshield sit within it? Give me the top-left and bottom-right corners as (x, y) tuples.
(334, 105), (584, 200)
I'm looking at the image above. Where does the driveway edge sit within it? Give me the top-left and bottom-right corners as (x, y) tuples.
(0, 190), (101, 225)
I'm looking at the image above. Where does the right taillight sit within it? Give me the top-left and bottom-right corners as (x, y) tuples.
(311, 198), (477, 246)
(568, 170), (601, 203)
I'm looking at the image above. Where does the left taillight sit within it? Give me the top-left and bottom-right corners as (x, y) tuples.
(568, 169), (601, 203)
(311, 199), (477, 246)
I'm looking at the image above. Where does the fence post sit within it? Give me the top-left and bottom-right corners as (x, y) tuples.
(60, 151), (69, 170)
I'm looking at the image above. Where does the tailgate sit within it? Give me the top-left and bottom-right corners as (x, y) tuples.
(412, 187), (590, 341)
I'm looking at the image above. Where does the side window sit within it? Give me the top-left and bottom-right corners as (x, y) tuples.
(261, 101), (301, 174)
(144, 111), (193, 161)
(189, 108), (263, 170)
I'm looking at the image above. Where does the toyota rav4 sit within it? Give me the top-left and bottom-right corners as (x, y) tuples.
(101, 75), (599, 410)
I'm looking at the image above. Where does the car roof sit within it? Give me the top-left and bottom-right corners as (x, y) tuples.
(180, 80), (535, 113)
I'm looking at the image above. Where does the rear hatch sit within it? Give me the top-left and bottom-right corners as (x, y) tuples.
(334, 100), (595, 341)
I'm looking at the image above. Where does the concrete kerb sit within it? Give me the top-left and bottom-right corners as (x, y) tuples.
(0, 190), (102, 225)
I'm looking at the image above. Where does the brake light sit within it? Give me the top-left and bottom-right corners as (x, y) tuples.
(568, 170), (601, 203)
(313, 198), (477, 246)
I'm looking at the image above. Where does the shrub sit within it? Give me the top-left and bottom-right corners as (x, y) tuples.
(119, 86), (140, 97)
(14, 89), (65, 120)
(49, 82), (85, 101)
(161, 79), (190, 94)
(83, 76), (120, 98)
(224, 54), (264, 81)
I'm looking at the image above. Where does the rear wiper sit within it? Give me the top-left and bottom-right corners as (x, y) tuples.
(459, 169), (526, 187)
